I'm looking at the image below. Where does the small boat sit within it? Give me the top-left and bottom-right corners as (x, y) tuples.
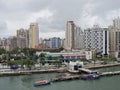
(81, 73), (100, 80)
(33, 80), (51, 87)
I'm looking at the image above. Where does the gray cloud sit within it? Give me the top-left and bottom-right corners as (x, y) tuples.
(0, 0), (120, 38)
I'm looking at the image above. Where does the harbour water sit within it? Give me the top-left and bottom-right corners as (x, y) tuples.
(0, 67), (120, 90)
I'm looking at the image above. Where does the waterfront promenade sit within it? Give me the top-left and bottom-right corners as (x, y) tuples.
(1, 62), (120, 77)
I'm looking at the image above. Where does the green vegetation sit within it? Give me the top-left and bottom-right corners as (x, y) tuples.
(80, 58), (87, 62)
(39, 53), (46, 65)
(22, 59), (35, 70)
(0, 48), (6, 55)
(7, 60), (17, 66)
(54, 61), (62, 68)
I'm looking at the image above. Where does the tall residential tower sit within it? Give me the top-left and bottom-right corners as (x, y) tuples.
(109, 17), (120, 57)
(65, 21), (75, 50)
(65, 21), (83, 51)
(29, 23), (39, 48)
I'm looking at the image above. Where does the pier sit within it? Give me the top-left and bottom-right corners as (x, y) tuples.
(52, 71), (120, 82)
(101, 71), (120, 76)
(86, 63), (120, 69)
(79, 68), (96, 74)
(52, 74), (81, 82)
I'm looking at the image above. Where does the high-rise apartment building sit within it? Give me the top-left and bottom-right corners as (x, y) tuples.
(113, 17), (120, 29)
(109, 17), (120, 57)
(74, 26), (84, 49)
(50, 37), (61, 48)
(65, 21), (75, 50)
(8, 36), (17, 50)
(29, 23), (39, 48)
(17, 28), (27, 48)
(65, 21), (83, 50)
(84, 25), (109, 57)
(25, 30), (29, 48)
(43, 39), (50, 49)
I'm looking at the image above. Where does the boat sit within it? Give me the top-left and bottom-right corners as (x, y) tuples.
(81, 73), (100, 80)
(33, 80), (51, 87)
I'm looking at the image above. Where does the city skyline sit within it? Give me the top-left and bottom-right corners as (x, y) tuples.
(0, 0), (120, 38)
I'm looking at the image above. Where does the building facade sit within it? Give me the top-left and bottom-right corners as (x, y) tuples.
(65, 21), (75, 50)
(43, 39), (50, 49)
(84, 25), (109, 57)
(65, 21), (83, 51)
(17, 28), (27, 48)
(29, 23), (39, 48)
(50, 37), (61, 48)
(74, 26), (84, 49)
(113, 17), (120, 29)
(109, 17), (120, 57)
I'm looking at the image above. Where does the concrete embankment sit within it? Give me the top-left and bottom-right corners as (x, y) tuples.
(100, 71), (120, 76)
(87, 63), (120, 69)
(1, 63), (120, 77)
(0, 68), (67, 77)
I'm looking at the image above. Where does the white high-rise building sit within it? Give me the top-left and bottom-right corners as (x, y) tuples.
(84, 25), (109, 56)
(29, 23), (39, 48)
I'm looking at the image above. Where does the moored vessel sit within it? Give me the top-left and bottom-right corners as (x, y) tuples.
(33, 80), (51, 87)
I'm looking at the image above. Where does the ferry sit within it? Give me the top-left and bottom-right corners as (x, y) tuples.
(33, 80), (51, 87)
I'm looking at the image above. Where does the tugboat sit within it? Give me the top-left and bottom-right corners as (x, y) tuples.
(33, 80), (51, 87)
(81, 73), (100, 80)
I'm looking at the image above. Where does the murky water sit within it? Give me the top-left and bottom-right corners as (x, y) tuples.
(0, 66), (120, 90)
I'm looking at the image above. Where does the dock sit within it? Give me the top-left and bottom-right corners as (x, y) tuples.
(100, 71), (120, 76)
(52, 74), (81, 82)
(79, 68), (95, 74)
(87, 63), (120, 69)
(52, 70), (120, 82)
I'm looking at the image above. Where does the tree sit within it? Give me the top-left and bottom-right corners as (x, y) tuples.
(59, 55), (64, 61)
(39, 53), (46, 65)
(39, 53), (45, 57)
(109, 57), (117, 63)
(47, 55), (52, 60)
(10, 47), (20, 54)
(7, 60), (17, 67)
(55, 61), (62, 68)
(92, 57), (98, 65)
(80, 58), (87, 62)
(0, 48), (6, 55)
(101, 57), (109, 64)
(23, 59), (35, 70)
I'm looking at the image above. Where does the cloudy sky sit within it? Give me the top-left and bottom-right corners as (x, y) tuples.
(0, 0), (120, 39)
